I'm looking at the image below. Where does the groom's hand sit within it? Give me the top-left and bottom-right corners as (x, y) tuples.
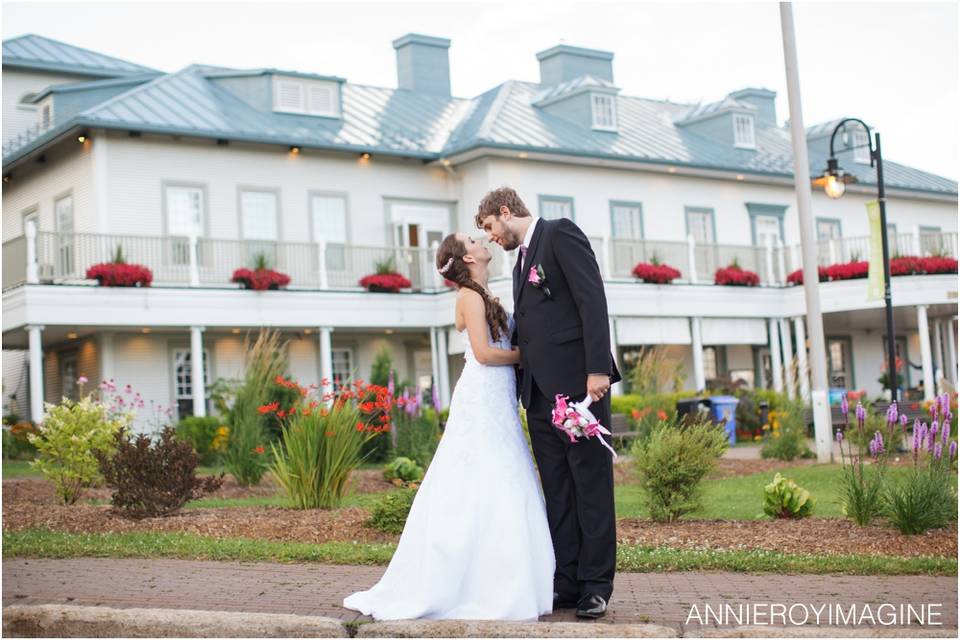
(587, 374), (610, 402)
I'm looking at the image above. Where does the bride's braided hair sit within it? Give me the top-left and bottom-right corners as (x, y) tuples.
(436, 234), (508, 342)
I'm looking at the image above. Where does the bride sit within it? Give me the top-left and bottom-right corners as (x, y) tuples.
(343, 233), (554, 621)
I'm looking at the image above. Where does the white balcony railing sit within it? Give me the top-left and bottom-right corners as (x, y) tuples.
(3, 224), (956, 293)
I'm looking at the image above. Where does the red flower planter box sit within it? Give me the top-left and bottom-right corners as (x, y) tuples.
(714, 265), (760, 287)
(86, 263), (153, 287)
(359, 272), (412, 293)
(632, 262), (682, 284)
(787, 256), (957, 285)
(231, 268), (291, 291)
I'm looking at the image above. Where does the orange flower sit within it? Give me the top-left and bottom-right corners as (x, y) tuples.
(356, 422), (365, 432)
(320, 408), (329, 417)
(275, 375), (285, 385)
(325, 430), (335, 437)
(321, 377), (330, 387)
(288, 406), (298, 415)
(252, 446), (265, 455)
(657, 410), (668, 421)
(258, 402), (280, 414)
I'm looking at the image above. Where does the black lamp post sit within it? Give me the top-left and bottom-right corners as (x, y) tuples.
(812, 118), (898, 402)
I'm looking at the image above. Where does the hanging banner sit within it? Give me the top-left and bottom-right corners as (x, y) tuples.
(865, 200), (884, 301)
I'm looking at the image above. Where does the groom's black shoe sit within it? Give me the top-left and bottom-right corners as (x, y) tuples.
(553, 592), (579, 609)
(576, 594), (607, 619)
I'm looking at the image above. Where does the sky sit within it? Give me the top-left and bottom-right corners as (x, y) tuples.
(3, 0), (958, 180)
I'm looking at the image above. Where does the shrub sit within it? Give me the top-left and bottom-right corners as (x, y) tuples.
(96, 426), (223, 518)
(630, 418), (729, 522)
(836, 399), (888, 526)
(760, 398), (812, 461)
(393, 389), (439, 468)
(224, 330), (293, 486)
(3, 421), (39, 460)
(714, 264), (760, 286)
(269, 378), (390, 509)
(174, 416), (224, 466)
(366, 488), (417, 534)
(384, 456), (424, 483)
(763, 472), (815, 519)
(28, 397), (130, 504)
(884, 395), (958, 534)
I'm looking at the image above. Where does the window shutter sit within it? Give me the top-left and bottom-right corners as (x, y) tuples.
(308, 85), (335, 115)
(277, 81), (304, 112)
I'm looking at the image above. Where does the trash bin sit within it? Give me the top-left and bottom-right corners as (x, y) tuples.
(828, 388), (847, 406)
(709, 395), (740, 445)
(676, 397), (712, 420)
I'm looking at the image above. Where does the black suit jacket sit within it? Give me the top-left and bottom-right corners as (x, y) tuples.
(512, 217), (621, 408)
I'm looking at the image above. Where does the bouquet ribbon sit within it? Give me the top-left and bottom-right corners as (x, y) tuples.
(552, 394), (617, 458)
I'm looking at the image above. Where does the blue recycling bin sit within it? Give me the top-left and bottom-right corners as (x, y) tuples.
(710, 395), (740, 445)
(828, 388), (847, 406)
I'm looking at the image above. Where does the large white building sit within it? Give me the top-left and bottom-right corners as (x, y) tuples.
(2, 34), (957, 427)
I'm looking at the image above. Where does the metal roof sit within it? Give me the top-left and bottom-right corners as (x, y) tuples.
(2, 34), (158, 77)
(1, 36), (955, 196)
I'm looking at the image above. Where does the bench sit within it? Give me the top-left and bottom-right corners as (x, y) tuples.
(610, 413), (639, 441)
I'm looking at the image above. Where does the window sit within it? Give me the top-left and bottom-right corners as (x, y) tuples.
(61, 352), (79, 401)
(591, 93), (617, 131)
(826, 338), (853, 388)
(610, 202), (643, 239)
(311, 194), (348, 271)
(539, 196), (573, 221)
(816, 218), (842, 241)
(853, 129), (870, 164)
(753, 214), (781, 248)
(241, 190), (279, 265)
(173, 349), (211, 419)
(273, 76), (340, 117)
(54, 194), (74, 275)
(733, 114), (755, 148)
(166, 185), (204, 265)
(685, 208), (715, 244)
(331, 348), (354, 391)
(703, 346), (726, 381)
(919, 225), (943, 256)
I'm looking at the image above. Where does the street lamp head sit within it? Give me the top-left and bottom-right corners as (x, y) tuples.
(812, 156), (858, 199)
(823, 174), (845, 199)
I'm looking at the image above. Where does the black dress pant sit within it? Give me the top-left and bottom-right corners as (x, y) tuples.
(526, 377), (617, 602)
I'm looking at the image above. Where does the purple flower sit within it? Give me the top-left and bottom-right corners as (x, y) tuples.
(432, 384), (441, 413)
(855, 402), (866, 425)
(840, 395), (849, 418)
(387, 370), (395, 396)
(938, 393), (950, 417)
(950, 441), (957, 460)
(931, 420), (939, 437)
(933, 442), (943, 460)
(886, 402), (898, 425)
(941, 421), (951, 444)
(929, 402), (939, 421)
(869, 431), (884, 458)
(835, 429), (844, 443)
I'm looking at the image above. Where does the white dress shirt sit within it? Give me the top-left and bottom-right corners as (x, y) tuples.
(520, 217), (540, 271)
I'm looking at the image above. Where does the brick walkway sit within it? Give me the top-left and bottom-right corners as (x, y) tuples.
(3, 559), (956, 633)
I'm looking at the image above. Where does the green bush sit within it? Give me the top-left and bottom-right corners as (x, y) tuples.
(28, 397), (130, 504)
(3, 421), (39, 460)
(394, 411), (439, 469)
(760, 398), (813, 461)
(383, 456), (424, 483)
(366, 488), (416, 534)
(763, 472), (815, 519)
(630, 418), (729, 522)
(97, 426), (223, 518)
(174, 416), (223, 466)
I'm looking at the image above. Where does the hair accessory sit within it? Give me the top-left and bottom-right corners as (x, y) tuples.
(438, 257), (454, 274)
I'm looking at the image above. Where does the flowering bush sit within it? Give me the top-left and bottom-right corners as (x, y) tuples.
(231, 267), (291, 291)
(632, 262), (682, 284)
(760, 399), (812, 461)
(86, 262), (153, 287)
(787, 256), (958, 285)
(836, 397), (889, 526)
(359, 273), (412, 293)
(266, 376), (392, 509)
(714, 264), (760, 286)
(392, 386), (440, 469)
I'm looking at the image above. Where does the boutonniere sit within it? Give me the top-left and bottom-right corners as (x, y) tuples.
(527, 264), (552, 298)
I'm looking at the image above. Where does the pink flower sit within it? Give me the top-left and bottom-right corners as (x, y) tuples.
(528, 267), (541, 285)
(552, 394), (569, 425)
(77, 376), (88, 385)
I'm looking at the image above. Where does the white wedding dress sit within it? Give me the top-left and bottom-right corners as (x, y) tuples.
(343, 313), (555, 621)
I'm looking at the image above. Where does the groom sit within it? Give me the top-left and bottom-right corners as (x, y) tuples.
(476, 187), (620, 619)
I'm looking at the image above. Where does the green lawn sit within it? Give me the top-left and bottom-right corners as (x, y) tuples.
(2, 460), (39, 478)
(4, 529), (952, 575)
(614, 463), (957, 520)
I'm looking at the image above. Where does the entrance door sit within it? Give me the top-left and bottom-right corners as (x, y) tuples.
(391, 204), (449, 289)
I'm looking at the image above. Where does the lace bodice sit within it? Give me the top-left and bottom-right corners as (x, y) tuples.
(460, 313), (514, 365)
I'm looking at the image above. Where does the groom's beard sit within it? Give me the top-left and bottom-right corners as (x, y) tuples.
(500, 231), (522, 251)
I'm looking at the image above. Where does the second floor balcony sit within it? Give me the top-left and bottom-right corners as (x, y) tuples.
(3, 227), (957, 294)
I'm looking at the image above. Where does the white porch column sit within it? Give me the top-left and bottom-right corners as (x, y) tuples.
(188, 234), (200, 286)
(690, 317), (705, 392)
(946, 318), (958, 385)
(99, 332), (116, 385)
(793, 317), (810, 401)
(190, 326), (206, 418)
(932, 318), (945, 393)
(779, 318), (795, 399)
(768, 318), (783, 392)
(609, 317), (622, 397)
(318, 327), (334, 404)
(686, 234), (698, 284)
(436, 327), (451, 408)
(25, 218), (39, 284)
(316, 238), (329, 289)
(765, 238), (777, 286)
(27, 325), (44, 423)
(430, 241), (442, 289)
(429, 327), (441, 396)
(916, 306), (934, 401)
(912, 224), (923, 255)
(776, 239), (788, 285)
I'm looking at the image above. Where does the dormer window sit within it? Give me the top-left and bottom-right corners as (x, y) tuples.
(272, 75), (340, 118)
(733, 113), (755, 148)
(853, 129), (871, 164)
(591, 93), (617, 131)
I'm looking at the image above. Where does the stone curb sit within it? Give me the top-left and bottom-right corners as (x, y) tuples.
(690, 625), (957, 638)
(356, 620), (678, 637)
(1, 605), (349, 638)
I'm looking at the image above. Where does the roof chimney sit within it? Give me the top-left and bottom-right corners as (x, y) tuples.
(536, 44), (614, 87)
(392, 33), (451, 97)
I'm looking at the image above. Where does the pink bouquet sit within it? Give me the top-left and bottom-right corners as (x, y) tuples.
(552, 394), (617, 458)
